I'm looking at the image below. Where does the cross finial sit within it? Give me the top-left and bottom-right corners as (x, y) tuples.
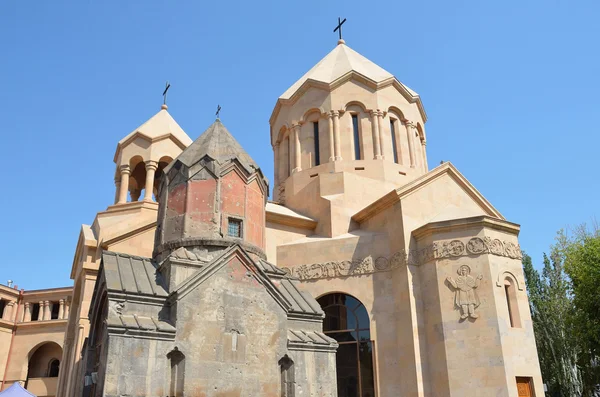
(333, 17), (347, 43)
(216, 104), (222, 119)
(162, 81), (171, 108)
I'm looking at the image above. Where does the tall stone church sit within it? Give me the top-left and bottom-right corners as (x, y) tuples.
(2, 38), (544, 397)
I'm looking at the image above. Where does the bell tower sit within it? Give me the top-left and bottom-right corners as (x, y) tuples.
(112, 104), (193, 206)
(269, 39), (428, 237)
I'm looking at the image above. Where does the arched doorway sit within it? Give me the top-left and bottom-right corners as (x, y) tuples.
(317, 293), (376, 397)
(26, 342), (63, 396)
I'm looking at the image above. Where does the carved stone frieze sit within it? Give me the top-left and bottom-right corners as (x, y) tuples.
(281, 251), (408, 281)
(281, 236), (522, 281)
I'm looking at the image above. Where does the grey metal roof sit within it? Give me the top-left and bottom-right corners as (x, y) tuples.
(107, 313), (176, 333)
(275, 277), (323, 316)
(256, 259), (288, 276)
(164, 119), (260, 175)
(288, 329), (336, 346)
(102, 251), (167, 297)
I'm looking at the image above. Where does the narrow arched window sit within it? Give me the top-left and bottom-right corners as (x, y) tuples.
(390, 119), (399, 164)
(279, 355), (295, 397)
(48, 359), (60, 377)
(351, 115), (361, 160)
(167, 349), (185, 397)
(313, 122), (320, 166)
(504, 278), (521, 328)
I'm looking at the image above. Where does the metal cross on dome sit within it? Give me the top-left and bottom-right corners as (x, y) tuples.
(162, 81), (171, 105)
(216, 104), (222, 118)
(333, 17), (347, 41)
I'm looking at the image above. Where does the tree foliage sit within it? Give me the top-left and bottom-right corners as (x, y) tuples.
(523, 225), (600, 396)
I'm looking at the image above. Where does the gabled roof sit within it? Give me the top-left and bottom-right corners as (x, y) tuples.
(171, 245), (323, 318)
(352, 162), (505, 223)
(164, 119), (259, 175)
(114, 106), (193, 161)
(280, 42), (401, 100)
(101, 251), (168, 297)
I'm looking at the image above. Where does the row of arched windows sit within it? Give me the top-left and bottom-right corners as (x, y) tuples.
(275, 108), (426, 185)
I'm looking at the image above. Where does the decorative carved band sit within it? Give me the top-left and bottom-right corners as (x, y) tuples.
(281, 237), (522, 281)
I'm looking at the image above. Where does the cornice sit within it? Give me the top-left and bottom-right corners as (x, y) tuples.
(269, 73), (427, 145)
(16, 319), (68, 330)
(412, 215), (521, 240)
(266, 210), (318, 230)
(113, 132), (189, 163)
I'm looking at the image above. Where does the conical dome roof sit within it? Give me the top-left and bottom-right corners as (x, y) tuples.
(280, 42), (418, 100)
(165, 119), (260, 175)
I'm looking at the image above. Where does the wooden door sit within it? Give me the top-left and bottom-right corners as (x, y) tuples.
(516, 377), (533, 397)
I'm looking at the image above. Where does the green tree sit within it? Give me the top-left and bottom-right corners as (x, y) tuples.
(560, 226), (600, 396)
(522, 251), (583, 396)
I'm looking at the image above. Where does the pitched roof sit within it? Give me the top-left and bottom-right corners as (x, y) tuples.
(172, 245), (324, 318)
(280, 42), (417, 100)
(164, 119), (259, 174)
(101, 251), (168, 297)
(114, 107), (193, 160)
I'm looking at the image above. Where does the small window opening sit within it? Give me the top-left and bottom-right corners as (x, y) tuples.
(0, 299), (6, 319)
(48, 359), (60, 377)
(31, 303), (40, 321)
(228, 218), (242, 238)
(390, 120), (399, 164)
(51, 302), (60, 320)
(313, 122), (320, 166)
(351, 114), (361, 160)
(280, 355), (295, 397)
(504, 279), (521, 328)
(168, 349), (185, 397)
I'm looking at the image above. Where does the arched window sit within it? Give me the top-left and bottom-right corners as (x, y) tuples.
(279, 355), (295, 397)
(351, 115), (362, 160)
(48, 359), (60, 377)
(504, 278), (521, 328)
(313, 121), (321, 166)
(167, 348), (185, 397)
(389, 119), (399, 164)
(318, 293), (375, 397)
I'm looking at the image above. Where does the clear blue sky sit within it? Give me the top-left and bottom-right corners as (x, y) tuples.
(1, 1), (598, 290)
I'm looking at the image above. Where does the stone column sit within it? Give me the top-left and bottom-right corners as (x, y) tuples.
(370, 110), (382, 159)
(273, 144), (280, 189)
(405, 120), (416, 168)
(332, 111), (342, 161)
(43, 301), (51, 320)
(59, 299), (65, 320)
(38, 301), (44, 321)
(327, 112), (335, 162)
(292, 124), (302, 173)
(377, 111), (385, 159)
(117, 165), (131, 204)
(23, 302), (31, 322)
(144, 160), (158, 201)
(3, 301), (13, 321)
(114, 177), (120, 204)
(288, 135), (293, 176)
(421, 140), (429, 171)
(64, 299), (70, 320)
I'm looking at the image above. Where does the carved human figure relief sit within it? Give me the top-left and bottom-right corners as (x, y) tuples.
(446, 265), (483, 320)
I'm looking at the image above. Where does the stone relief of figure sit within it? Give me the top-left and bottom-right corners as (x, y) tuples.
(446, 265), (483, 320)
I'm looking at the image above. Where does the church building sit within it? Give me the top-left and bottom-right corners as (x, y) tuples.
(4, 35), (543, 397)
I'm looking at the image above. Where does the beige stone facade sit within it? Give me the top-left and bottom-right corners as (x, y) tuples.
(2, 38), (543, 397)
(0, 283), (72, 397)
